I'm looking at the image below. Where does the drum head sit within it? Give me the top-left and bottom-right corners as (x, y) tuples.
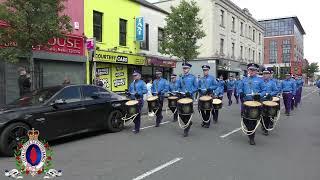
(263, 101), (278, 107)
(272, 97), (280, 102)
(212, 99), (222, 105)
(126, 100), (139, 106)
(168, 96), (178, 100)
(199, 96), (212, 101)
(244, 101), (262, 107)
(178, 98), (193, 104)
(147, 96), (158, 101)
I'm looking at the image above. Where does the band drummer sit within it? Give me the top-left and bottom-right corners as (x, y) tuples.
(226, 75), (236, 106)
(169, 74), (179, 122)
(198, 65), (218, 128)
(151, 69), (169, 127)
(177, 62), (198, 137)
(238, 63), (266, 145)
(128, 70), (147, 134)
(281, 73), (296, 116)
(261, 67), (279, 136)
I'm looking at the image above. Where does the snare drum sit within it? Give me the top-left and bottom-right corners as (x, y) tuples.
(168, 96), (179, 108)
(243, 101), (262, 120)
(199, 96), (213, 110)
(147, 96), (159, 112)
(272, 97), (280, 110)
(125, 100), (139, 116)
(212, 99), (223, 110)
(262, 101), (279, 117)
(177, 98), (193, 115)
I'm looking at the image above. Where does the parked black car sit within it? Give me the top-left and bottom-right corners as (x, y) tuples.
(0, 85), (128, 156)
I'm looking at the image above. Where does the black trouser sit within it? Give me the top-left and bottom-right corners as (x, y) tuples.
(156, 98), (164, 125)
(243, 118), (257, 140)
(262, 116), (272, 132)
(200, 109), (211, 125)
(180, 114), (192, 133)
(170, 107), (178, 121)
(212, 109), (219, 122)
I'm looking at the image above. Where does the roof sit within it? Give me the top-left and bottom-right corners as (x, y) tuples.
(131, 0), (169, 14)
(258, 16), (306, 35)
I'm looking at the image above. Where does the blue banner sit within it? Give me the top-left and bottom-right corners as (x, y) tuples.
(136, 17), (144, 42)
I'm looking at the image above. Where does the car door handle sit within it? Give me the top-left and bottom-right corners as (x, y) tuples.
(35, 118), (46, 122)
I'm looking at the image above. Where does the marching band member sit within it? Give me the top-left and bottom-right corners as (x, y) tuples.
(290, 75), (297, 111)
(128, 70), (147, 134)
(261, 67), (279, 136)
(169, 74), (179, 122)
(151, 70), (169, 127)
(217, 75), (225, 99)
(281, 73), (296, 116)
(226, 75), (236, 106)
(198, 65), (218, 128)
(295, 75), (304, 107)
(177, 63), (198, 137)
(238, 63), (266, 145)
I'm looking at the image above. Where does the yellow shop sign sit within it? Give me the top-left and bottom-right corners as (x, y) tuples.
(94, 50), (145, 65)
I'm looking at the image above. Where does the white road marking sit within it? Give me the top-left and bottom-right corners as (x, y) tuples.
(132, 157), (183, 180)
(140, 121), (171, 130)
(219, 89), (317, 138)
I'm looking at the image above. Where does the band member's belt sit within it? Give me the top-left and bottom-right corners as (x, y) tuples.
(282, 91), (292, 93)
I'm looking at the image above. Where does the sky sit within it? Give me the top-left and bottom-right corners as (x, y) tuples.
(148, 0), (320, 63)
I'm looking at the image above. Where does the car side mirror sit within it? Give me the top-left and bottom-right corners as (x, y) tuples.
(51, 99), (66, 108)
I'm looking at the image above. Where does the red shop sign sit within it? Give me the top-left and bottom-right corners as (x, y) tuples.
(147, 57), (176, 68)
(33, 36), (84, 56)
(0, 35), (85, 56)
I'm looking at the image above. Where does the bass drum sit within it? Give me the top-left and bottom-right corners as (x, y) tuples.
(168, 96), (179, 108)
(198, 96), (213, 110)
(212, 99), (222, 110)
(177, 98), (193, 115)
(147, 96), (159, 112)
(125, 100), (139, 117)
(243, 101), (262, 120)
(262, 101), (279, 117)
(272, 97), (281, 110)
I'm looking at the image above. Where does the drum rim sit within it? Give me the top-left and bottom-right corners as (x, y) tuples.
(199, 96), (213, 101)
(212, 99), (222, 104)
(168, 96), (179, 100)
(272, 97), (280, 101)
(177, 98), (193, 104)
(125, 100), (139, 105)
(147, 96), (159, 101)
(262, 101), (278, 107)
(243, 101), (262, 107)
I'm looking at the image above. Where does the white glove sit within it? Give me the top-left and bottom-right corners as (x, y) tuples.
(292, 97), (295, 100)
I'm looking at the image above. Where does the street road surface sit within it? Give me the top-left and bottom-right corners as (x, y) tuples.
(1, 87), (319, 180)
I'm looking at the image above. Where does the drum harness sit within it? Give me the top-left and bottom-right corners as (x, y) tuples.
(122, 81), (141, 126)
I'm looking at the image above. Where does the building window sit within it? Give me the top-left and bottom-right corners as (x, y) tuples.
(262, 18), (294, 37)
(220, 10), (224, 27)
(253, 50), (255, 61)
(158, 28), (164, 52)
(240, 45), (243, 59)
(259, 33), (261, 44)
(253, 29), (256, 42)
(220, 38), (224, 55)
(240, 22), (244, 36)
(259, 52), (261, 63)
(140, 23), (149, 50)
(282, 39), (291, 63)
(231, 42), (235, 58)
(248, 48), (251, 60)
(248, 26), (251, 39)
(269, 40), (277, 64)
(93, 11), (103, 42)
(232, 17), (235, 32)
(119, 19), (127, 46)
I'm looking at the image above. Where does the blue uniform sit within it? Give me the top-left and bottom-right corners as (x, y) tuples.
(317, 80), (320, 88)
(263, 79), (279, 100)
(226, 79), (236, 105)
(295, 78), (304, 106)
(281, 79), (296, 114)
(238, 75), (266, 101)
(128, 79), (147, 132)
(198, 75), (218, 96)
(178, 73), (198, 98)
(151, 78), (169, 126)
(198, 75), (219, 126)
(216, 79), (225, 98)
(234, 80), (241, 104)
(169, 80), (179, 95)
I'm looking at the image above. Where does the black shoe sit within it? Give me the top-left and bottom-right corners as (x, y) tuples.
(201, 123), (205, 127)
(133, 130), (140, 134)
(172, 119), (177, 122)
(263, 130), (269, 136)
(155, 124), (160, 127)
(286, 113), (290, 116)
(204, 124), (210, 128)
(183, 131), (189, 137)
(249, 139), (256, 145)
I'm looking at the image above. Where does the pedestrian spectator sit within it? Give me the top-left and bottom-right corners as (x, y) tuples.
(18, 67), (31, 97)
(62, 77), (71, 85)
(95, 74), (104, 87)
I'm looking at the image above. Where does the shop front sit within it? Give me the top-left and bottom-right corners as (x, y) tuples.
(92, 50), (146, 92)
(0, 35), (86, 105)
(216, 59), (241, 79)
(143, 56), (177, 80)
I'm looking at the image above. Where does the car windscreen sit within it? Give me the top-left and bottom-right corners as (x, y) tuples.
(9, 87), (62, 106)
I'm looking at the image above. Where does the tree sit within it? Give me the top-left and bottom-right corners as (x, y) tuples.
(160, 0), (205, 63)
(303, 62), (319, 78)
(0, 0), (72, 64)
